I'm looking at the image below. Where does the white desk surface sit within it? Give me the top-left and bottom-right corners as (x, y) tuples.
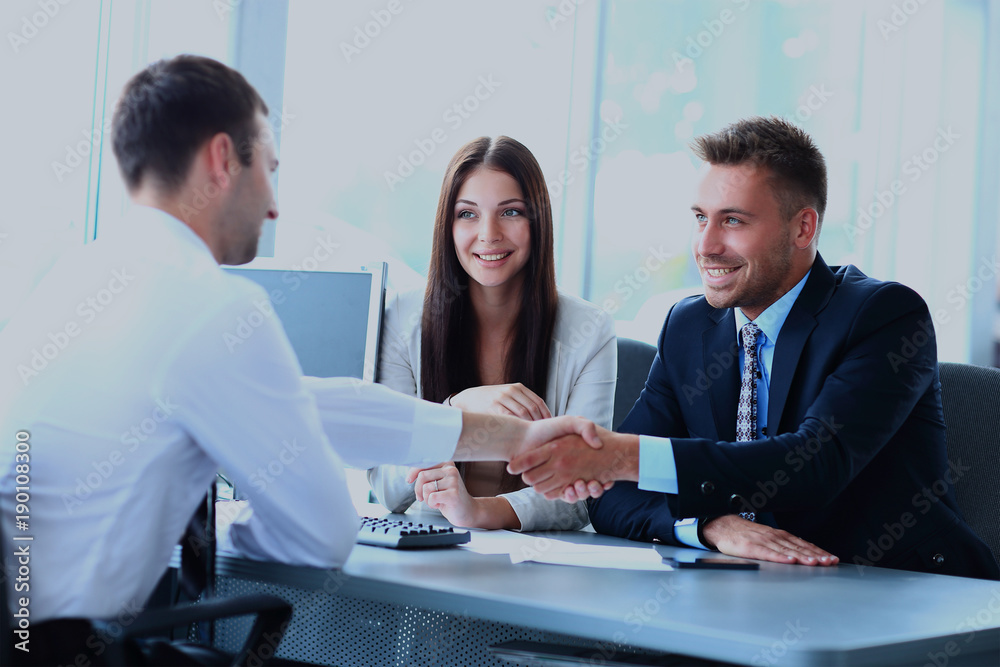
(215, 505), (1000, 667)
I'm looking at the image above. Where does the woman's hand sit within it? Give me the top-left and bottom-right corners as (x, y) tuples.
(450, 383), (552, 421)
(406, 463), (520, 529)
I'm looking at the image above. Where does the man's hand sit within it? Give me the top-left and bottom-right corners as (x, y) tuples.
(515, 415), (604, 459)
(451, 414), (611, 501)
(455, 413), (601, 462)
(450, 383), (552, 421)
(512, 417), (610, 500)
(701, 515), (839, 566)
(508, 428), (639, 501)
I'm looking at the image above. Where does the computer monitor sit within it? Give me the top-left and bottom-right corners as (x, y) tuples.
(223, 264), (387, 381)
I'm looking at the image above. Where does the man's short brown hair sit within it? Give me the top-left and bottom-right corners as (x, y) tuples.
(112, 55), (268, 193)
(691, 116), (827, 227)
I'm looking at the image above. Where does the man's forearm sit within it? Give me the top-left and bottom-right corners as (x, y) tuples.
(604, 431), (641, 482)
(448, 412), (606, 467)
(452, 412), (527, 462)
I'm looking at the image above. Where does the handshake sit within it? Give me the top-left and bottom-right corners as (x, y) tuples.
(503, 415), (633, 503)
(443, 412), (637, 503)
(401, 413), (630, 531)
(406, 410), (839, 567)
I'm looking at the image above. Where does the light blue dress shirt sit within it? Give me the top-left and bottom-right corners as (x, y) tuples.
(638, 271), (811, 548)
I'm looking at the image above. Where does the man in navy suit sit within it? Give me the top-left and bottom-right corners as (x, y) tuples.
(511, 116), (999, 579)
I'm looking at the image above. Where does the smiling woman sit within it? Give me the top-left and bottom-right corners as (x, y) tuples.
(367, 136), (617, 532)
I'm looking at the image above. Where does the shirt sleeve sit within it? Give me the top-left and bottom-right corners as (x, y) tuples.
(502, 487), (590, 532)
(674, 518), (709, 550)
(634, 436), (707, 547)
(639, 435), (704, 545)
(366, 464), (418, 513)
(154, 282), (359, 569)
(638, 435), (679, 494)
(302, 377), (461, 469)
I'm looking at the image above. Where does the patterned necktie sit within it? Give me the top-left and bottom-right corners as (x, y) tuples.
(736, 322), (761, 521)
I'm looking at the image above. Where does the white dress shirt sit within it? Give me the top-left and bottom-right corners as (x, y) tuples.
(0, 207), (461, 622)
(368, 288), (617, 531)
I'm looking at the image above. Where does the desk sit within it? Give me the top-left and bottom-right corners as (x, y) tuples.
(209, 514), (1000, 667)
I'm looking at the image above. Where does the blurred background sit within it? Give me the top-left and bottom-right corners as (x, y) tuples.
(2, 0), (998, 365)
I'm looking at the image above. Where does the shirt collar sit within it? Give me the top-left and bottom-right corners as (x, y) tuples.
(734, 270), (812, 344)
(127, 205), (217, 261)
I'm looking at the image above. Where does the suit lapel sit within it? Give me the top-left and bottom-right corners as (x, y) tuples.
(767, 255), (835, 433)
(704, 308), (740, 442)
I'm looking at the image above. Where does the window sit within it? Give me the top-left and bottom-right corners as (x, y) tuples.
(276, 1), (603, 294)
(588, 0), (995, 363)
(6, 0), (996, 367)
(2, 1), (104, 327)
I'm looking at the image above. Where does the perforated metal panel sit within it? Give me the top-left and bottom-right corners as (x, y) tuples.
(212, 574), (633, 666)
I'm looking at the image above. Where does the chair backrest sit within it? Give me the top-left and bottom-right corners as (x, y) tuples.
(613, 338), (657, 431)
(938, 362), (1000, 565)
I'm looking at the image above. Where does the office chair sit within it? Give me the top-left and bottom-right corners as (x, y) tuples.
(938, 361), (1000, 566)
(1, 496), (293, 667)
(614, 337), (657, 430)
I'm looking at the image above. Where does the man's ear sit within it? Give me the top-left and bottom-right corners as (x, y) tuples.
(793, 208), (819, 249)
(204, 132), (238, 188)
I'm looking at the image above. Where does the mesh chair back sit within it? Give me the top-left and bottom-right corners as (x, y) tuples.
(614, 338), (657, 431)
(939, 362), (1000, 565)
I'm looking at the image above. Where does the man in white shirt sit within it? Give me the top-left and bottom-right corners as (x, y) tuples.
(0, 55), (600, 659)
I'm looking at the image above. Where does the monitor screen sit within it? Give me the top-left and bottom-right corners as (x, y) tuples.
(223, 265), (385, 381)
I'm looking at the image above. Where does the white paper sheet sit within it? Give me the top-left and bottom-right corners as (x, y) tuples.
(460, 531), (672, 570)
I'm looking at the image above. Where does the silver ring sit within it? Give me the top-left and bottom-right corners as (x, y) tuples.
(435, 479), (440, 492)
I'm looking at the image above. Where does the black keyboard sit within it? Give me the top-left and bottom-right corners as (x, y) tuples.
(356, 517), (471, 549)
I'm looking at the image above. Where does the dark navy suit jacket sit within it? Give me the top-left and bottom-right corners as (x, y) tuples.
(589, 255), (999, 579)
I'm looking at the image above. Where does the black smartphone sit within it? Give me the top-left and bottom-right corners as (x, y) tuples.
(663, 556), (760, 570)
